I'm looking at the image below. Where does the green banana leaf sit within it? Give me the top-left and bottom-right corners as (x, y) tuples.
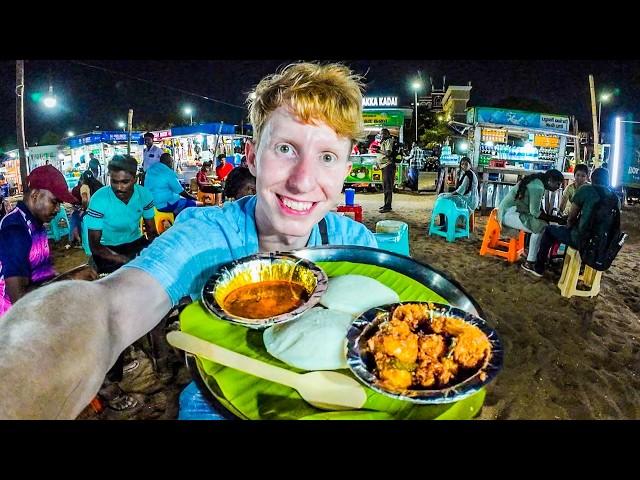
(180, 261), (486, 420)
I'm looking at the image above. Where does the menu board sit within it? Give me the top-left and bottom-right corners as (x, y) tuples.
(534, 134), (560, 148)
(481, 128), (507, 143)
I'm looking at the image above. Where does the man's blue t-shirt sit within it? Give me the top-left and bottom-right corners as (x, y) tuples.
(144, 162), (183, 210)
(85, 184), (155, 246)
(123, 195), (378, 306)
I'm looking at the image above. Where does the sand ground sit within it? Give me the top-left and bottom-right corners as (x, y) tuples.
(49, 191), (640, 420)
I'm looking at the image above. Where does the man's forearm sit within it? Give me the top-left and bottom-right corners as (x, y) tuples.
(0, 280), (117, 419)
(0, 268), (172, 419)
(92, 244), (129, 265)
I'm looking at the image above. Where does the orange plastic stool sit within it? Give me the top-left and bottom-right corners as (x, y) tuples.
(197, 191), (216, 205)
(479, 209), (525, 263)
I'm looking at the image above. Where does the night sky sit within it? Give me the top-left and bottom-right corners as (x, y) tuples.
(1, 59), (638, 150)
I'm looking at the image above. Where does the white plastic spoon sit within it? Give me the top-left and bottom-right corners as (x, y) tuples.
(167, 331), (367, 411)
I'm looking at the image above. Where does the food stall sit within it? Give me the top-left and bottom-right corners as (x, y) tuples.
(1, 145), (70, 191)
(66, 131), (144, 185)
(167, 122), (250, 167)
(464, 107), (575, 213)
(345, 105), (412, 190)
(345, 154), (407, 191)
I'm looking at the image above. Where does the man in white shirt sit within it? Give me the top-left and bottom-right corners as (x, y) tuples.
(142, 132), (165, 172)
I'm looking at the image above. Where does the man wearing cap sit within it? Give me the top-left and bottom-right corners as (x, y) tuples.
(0, 165), (78, 317)
(142, 132), (165, 172)
(85, 154), (158, 274)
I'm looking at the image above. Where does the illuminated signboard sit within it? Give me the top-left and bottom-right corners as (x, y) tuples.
(362, 110), (405, 127)
(363, 96), (399, 107)
(152, 129), (172, 139)
(471, 107), (570, 133)
(534, 134), (560, 148)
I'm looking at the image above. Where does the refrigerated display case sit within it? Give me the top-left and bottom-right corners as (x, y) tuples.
(465, 107), (576, 213)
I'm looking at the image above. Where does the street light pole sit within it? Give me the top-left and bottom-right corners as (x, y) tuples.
(589, 75), (600, 167)
(16, 60), (29, 193)
(411, 80), (422, 144)
(414, 89), (418, 143)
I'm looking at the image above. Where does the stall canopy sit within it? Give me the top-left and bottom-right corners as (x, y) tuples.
(170, 122), (237, 137)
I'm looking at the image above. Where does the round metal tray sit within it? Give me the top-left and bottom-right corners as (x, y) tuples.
(185, 245), (487, 419)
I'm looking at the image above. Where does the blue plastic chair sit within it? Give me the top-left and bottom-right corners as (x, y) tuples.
(48, 208), (71, 242)
(428, 197), (470, 242)
(374, 220), (410, 256)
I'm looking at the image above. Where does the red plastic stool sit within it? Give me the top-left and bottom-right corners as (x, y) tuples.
(337, 204), (363, 223)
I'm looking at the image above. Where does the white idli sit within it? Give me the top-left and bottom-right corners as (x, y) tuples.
(263, 307), (353, 371)
(319, 274), (400, 317)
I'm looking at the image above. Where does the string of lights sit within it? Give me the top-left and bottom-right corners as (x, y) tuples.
(69, 60), (247, 110)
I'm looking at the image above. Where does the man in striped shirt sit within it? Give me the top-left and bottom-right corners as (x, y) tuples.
(405, 141), (426, 191)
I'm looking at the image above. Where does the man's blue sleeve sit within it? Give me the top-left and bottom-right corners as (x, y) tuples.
(0, 226), (32, 278)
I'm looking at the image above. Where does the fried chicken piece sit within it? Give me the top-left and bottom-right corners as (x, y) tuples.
(451, 329), (491, 369)
(437, 357), (459, 386)
(379, 332), (419, 364)
(414, 358), (442, 388)
(391, 304), (430, 330)
(418, 334), (446, 361)
(381, 318), (413, 337)
(379, 366), (413, 390)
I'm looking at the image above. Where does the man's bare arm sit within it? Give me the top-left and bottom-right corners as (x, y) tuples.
(0, 268), (172, 419)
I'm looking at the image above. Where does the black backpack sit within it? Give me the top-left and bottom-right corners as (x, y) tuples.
(579, 188), (627, 271)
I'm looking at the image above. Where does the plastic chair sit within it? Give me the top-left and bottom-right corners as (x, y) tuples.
(48, 208), (71, 242)
(428, 197), (470, 242)
(336, 204), (363, 223)
(479, 209), (525, 263)
(374, 220), (410, 256)
(154, 208), (175, 234)
(197, 191), (216, 205)
(557, 247), (602, 298)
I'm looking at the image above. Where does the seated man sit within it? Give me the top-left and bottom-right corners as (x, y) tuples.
(497, 169), (566, 275)
(86, 155), (158, 274)
(532, 167), (619, 276)
(0, 61), (377, 419)
(144, 152), (201, 216)
(0, 165), (79, 317)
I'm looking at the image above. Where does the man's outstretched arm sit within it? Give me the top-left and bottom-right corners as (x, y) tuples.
(0, 268), (171, 419)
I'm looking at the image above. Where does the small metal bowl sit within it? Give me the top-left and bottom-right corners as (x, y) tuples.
(346, 302), (504, 404)
(201, 252), (328, 330)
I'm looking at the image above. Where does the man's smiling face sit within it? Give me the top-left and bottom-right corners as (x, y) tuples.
(246, 106), (353, 240)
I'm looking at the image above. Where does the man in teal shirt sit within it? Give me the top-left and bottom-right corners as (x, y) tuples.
(85, 154), (158, 274)
(0, 62), (379, 419)
(144, 153), (199, 216)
